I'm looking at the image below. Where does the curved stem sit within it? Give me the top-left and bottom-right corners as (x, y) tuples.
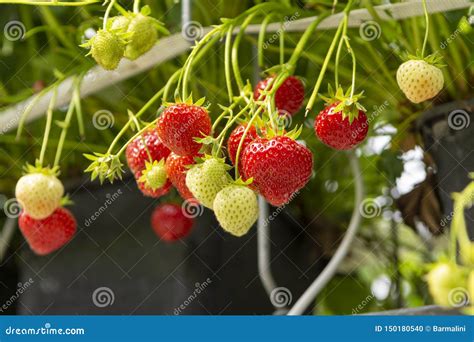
(288, 151), (364, 315)
(344, 36), (356, 99)
(225, 26), (235, 103)
(181, 28), (220, 99)
(39, 88), (57, 166)
(103, 0), (116, 30)
(234, 107), (262, 179)
(258, 196), (278, 300)
(54, 77), (81, 167)
(133, 0), (140, 13)
(279, 23), (285, 66)
(258, 14), (277, 68)
(421, 0), (429, 57)
(232, 12), (258, 94)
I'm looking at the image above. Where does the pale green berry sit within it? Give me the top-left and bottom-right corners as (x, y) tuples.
(124, 14), (157, 60)
(90, 30), (125, 70)
(186, 158), (230, 209)
(213, 185), (258, 237)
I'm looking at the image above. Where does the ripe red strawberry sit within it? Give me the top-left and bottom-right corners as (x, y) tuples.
(18, 208), (76, 256)
(227, 124), (259, 168)
(253, 75), (304, 115)
(135, 170), (172, 198)
(157, 103), (211, 156)
(315, 102), (368, 150)
(126, 128), (171, 174)
(151, 203), (194, 242)
(165, 152), (199, 201)
(241, 136), (313, 206)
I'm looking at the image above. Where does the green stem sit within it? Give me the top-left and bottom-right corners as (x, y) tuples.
(305, 19), (344, 114)
(39, 88), (57, 166)
(279, 23), (285, 66)
(103, 0), (116, 30)
(181, 28), (221, 99)
(212, 99), (242, 132)
(216, 102), (252, 152)
(232, 12), (258, 94)
(117, 120), (158, 157)
(421, 0), (429, 57)
(258, 14), (277, 68)
(225, 26), (234, 103)
(54, 83), (77, 167)
(334, 14), (348, 87)
(133, 0), (140, 13)
(234, 107), (262, 179)
(344, 36), (356, 99)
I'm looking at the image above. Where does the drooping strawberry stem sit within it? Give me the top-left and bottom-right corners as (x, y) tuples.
(421, 0), (429, 58)
(39, 87), (57, 167)
(103, 0), (116, 30)
(54, 74), (84, 167)
(224, 26), (235, 103)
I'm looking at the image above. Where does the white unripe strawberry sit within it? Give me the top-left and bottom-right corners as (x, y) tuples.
(185, 157), (231, 209)
(15, 171), (64, 220)
(213, 185), (258, 237)
(396, 59), (444, 103)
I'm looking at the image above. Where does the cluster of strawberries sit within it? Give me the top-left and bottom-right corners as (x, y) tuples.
(123, 75), (372, 241)
(15, 164), (76, 255)
(82, 6), (168, 70)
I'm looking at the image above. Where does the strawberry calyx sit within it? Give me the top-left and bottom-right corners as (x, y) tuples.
(138, 159), (167, 190)
(162, 93), (208, 109)
(60, 195), (74, 207)
(191, 154), (232, 171)
(403, 52), (445, 68)
(232, 177), (253, 187)
(84, 153), (124, 184)
(23, 160), (60, 177)
(320, 85), (366, 124)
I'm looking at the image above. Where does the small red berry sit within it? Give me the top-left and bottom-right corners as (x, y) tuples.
(157, 103), (212, 156)
(227, 124), (259, 169)
(315, 102), (368, 150)
(135, 170), (172, 198)
(165, 152), (199, 201)
(151, 203), (194, 241)
(18, 208), (76, 256)
(126, 128), (171, 174)
(254, 76), (304, 116)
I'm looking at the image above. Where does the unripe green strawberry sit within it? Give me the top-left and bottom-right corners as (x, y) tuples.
(185, 157), (231, 209)
(15, 172), (64, 220)
(138, 160), (167, 190)
(213, 185), (258, 237)
(88, 29), (125, 70)
(426, 262), (465, 307)
(124, 14), (157, 60)
(396, 59), (444, 103)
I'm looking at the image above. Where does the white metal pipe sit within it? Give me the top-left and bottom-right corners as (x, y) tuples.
(287, 152), (364, 315)
(257, 195), (278, 299)
(0, 0), (469, 132)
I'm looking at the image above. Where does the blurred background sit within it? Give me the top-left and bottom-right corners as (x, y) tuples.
(0, 0), (472, 315)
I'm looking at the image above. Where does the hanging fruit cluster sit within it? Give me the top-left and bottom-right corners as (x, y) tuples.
(12, 0), (449, 254)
